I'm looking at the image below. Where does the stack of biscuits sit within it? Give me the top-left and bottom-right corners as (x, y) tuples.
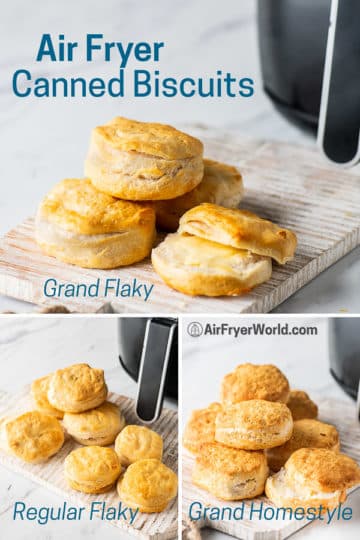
(184, 363), (360, 509)
(0, 363), (177, 514)
(35, 116), (297, 297)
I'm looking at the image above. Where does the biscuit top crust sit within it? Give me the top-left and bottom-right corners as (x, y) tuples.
(221, 363), (290, 403)
(49, 363), (107, 404)
(65, 446), (121, 482)
(37, 178), (155, 235)
(285, 448), (360, 492)
(274, 419), (339, 453)
(93, 117), (203, 159)
(31, 375), (63, 417)
(286, 390), (318, 420)
(119, 458), (178, 500)
(216, 400), (292, 431)
(183, 403), (222, 448)
(115, 425), (163, 460)
(197, 442), (267, 474)
(63, 401), (122, 434)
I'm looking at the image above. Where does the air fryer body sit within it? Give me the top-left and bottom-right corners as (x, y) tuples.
(329, 319), (360, 400)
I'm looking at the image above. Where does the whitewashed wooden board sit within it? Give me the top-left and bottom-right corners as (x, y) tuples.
(0, 387), (178, 540)
(182, 397), (360, 540)
(0, 130), (359, 313)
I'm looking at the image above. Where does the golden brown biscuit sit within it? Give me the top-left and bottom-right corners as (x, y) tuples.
(115, 425), (163, 467)
(65, 446), (121, 493)
(48, 363), (108, 413)
(266, 419), (340, 471)
(155, 159), (244, 231)
(117, 458), (178, 513)
(0, 411), (64, 463)
(63, 401), (125, 446)
(265, 448), (360, 509)
(183, 402), (222, 454)
(179, 203), (297, 264)
(151, 233), (272, 296)
(31, 375), (64, 419)
(35, 178), (155, 269)
(286, 390), (318, 420)
(85, 117), (204, 200)
(192, 442), (268, 500)
(221, 363), (290, 404)
(215, 400), (293, 450)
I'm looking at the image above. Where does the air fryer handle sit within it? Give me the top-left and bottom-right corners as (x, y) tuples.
(318, 0), (360, 166)
(135, 319), (177, 423)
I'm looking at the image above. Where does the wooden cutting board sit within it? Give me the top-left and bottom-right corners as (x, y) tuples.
(0, 387), (178, 540)
(0, 129), (359, 313)
(182, 397), (360, 540)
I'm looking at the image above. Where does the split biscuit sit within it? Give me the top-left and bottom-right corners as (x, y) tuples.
(65, 446), (121, 494)
(35, 178), (156, 268)
(179, 203), (297, 264)
(183, 402), (222, 454)
(117, 458), (178, 513)
(47, 363), (108, 413)
(192, 442), (268, 500)
(84, 116), (204, 200)
(286, 390), (318, 420)
(63, 401), (125, 446)
(115, 425), (163, 467)
(31, 375), (63, 419)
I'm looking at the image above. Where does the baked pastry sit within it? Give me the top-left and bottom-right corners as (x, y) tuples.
(31, 375), (63, 419)
(151, 233), (272, 296)
(266, 419), (340, 471)
(84, 117), (204, 200)
(221, 363), (290, 404)
(286, 390), (318, 420)
(47, 363), (108, 413)
(155, 159), (243, 231)
(178, 203), (297, 264)
(265, 448), (360, 510)
(0, 411), (64, 463)
(65, 446), (121, 493)
(215, 400), (293, 450)
(115, 425), (163, 467)
(117, 458), (178, 512)
(183, 402), (222, 454)
(192, 442), (268, 500)
(35, 178), (155, 268)
(63, 401), (125, 446)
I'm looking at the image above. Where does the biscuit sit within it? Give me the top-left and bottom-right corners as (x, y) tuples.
(215, 400), (293, 450)
(155, 159), (244, 231)
(48, 363), (108, 413)
(192, 442), (268, 500)
(183, 402), (222, 454)
(65, 446), (121, 494)
(35, 178), (156, 268)
(84, 117), (204, 200)
(221, 363), (290, 404)
(117, 458), (178, 513)
(0, 411), (64, 463)
(115, 425), (163, 467)
(63, 401), (125, 446)
(179, 203), (297, 264)
(31, 375), (64, 419)
(151, 233), (272, 296)
(266, 419), (340, 471)
(286, 390), (318, 420)
(265, 448), (360, 509)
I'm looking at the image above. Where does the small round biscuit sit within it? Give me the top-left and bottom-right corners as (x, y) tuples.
(155, 159), (244, 231)
(152, 233), (272, 296)
(286, 390), (318, 420)
(65, 446), (121, 494)
(31, 375), (64, 419)
(85, 116), (204, 200)
(35, 178), (156, 269)
(115, 425), (163, 467)
(215, 400), (293, 450)
(63, 401), (125, 446)
(192, 442), (268, 500)
(221, 363), (290, 404)
(183, 402), (222, 454)
(48, 363), (108, 413)
(117, 458), (178, 513)
(0, 411), (64, 463)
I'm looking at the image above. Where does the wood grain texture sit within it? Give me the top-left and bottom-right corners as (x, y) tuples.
(0, 387), (178, 540)
(0, 131), (359, 313)
(182, 397), (360, 540)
